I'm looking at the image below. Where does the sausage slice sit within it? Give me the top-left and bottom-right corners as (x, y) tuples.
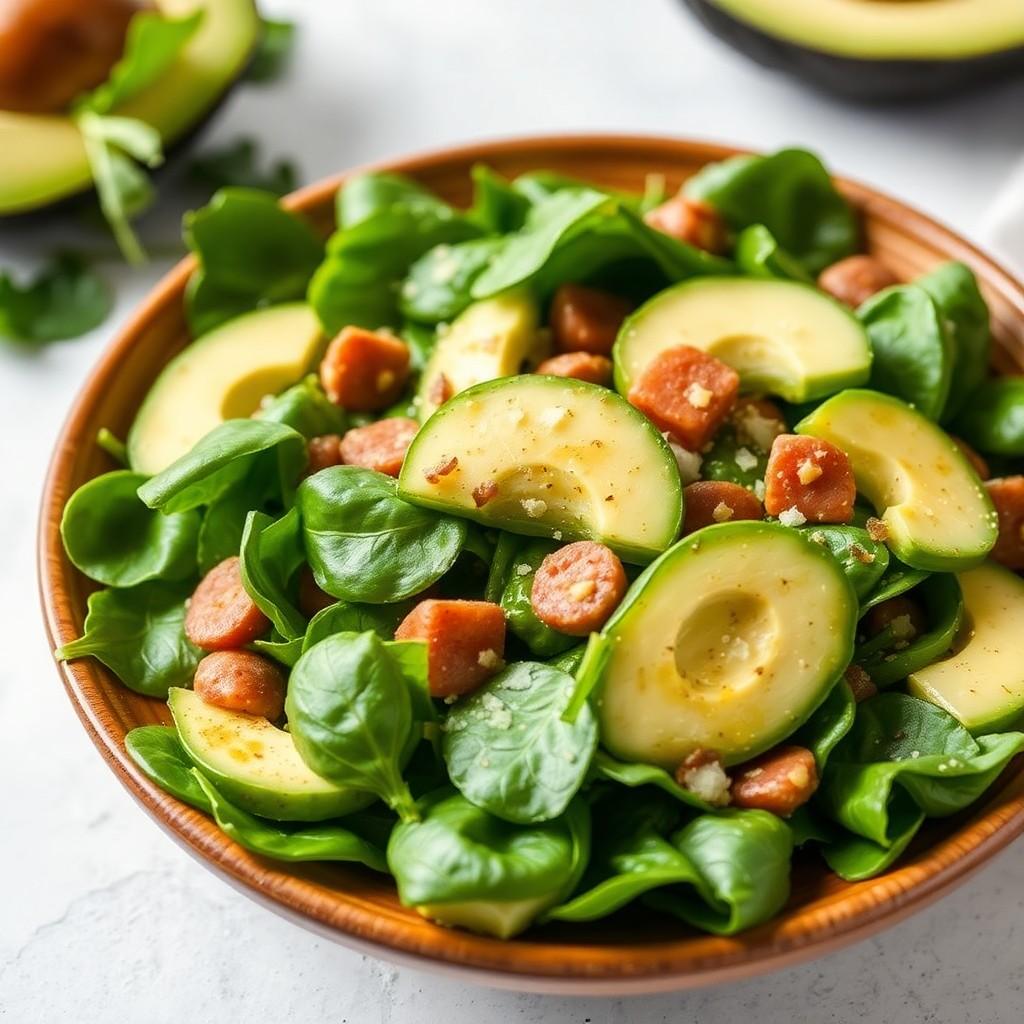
(320, 327), (410, 412)
(730, 745), (819, 817)
(338, 417), (419, 478)
(643, 195), (729, 253)
(549, 284), (631, 355)
(194, 650), (287, 721)
(683, 480), (764, 535)
(985, 476), (1024, 570)
(764, 433), (856, 525)
(535, 351), (613, 386)
(184, 556), (270, 651)
(818, 255), (898, 309)
(530, 541), (627, 636)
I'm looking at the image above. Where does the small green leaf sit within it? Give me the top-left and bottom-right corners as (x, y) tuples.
(245, 18), (296, 83)
(125, 725), (211, 812)
(188, 138), (298, 196)
(239, 508), (307, 640)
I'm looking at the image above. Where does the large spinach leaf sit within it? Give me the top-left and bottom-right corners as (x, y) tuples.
(125, 725), (212, 812)
(953, 377), (1024, 457)
(298, 466), (466, 603)
(793, 678), (856, 769)
(239, 508), (307, 640)
(589, 751), (711, 812)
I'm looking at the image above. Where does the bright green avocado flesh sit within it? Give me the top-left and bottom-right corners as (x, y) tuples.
(909, 563), (1024, 734)
(0, 0), (259, 214)
(596, 521), (857, 769)
(399, 374), (683, 564)
(168, 688), (373, 821)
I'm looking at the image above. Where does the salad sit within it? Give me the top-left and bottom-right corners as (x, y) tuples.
(56, 146), (1024, 941)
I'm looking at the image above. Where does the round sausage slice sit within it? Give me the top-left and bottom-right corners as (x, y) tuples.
(549, 284), (631, 355)
(530, 541), (627, 636)
(683, 480), (764, 535)
(535, 351), (613, 386)
(643, 195), (729, 253)
(764, 433), (856, 524)
(184, 556), (270, 651)
(338, 417), (419, 478)
(306, 434), (344, 476)
(193, 650), (286, 721)
(319, 326), (410, 412)
(817, 255), (898, 309)
(985, 476), (1024, 570)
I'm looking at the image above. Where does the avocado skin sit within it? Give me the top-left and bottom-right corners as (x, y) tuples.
(680, 0), (1024, 102)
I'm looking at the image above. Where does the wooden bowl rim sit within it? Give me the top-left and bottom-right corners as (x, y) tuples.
(37, 133), (1024, 995)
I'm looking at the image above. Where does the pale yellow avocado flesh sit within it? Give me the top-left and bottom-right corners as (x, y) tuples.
(614, 277), (870, 402)
(909, 563), (1024, 734)
(168, 688), (373, 821)
(399, 375), (683, 564)
(127, 303), (324, 475)
(0, 0), (259, 213)
(597, 522), (857, 768)
(416, 291), (543, 421)
(714, 0), (1024, 60)
(416, 896), (552, 939)
(796, 390), (997, 572)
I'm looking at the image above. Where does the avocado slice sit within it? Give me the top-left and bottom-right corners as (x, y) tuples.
(613, 277), (870, 402)
(681, 0), (1024, 102)
(398, 375), (683, 564)
(168, 688), (374, 821)
(595, 521), (857, 769)
(796, 390), (997, 572)
(0, 0), (259, 214)
(416, 291), (543, 421)
(909, 563), (1024, 734)
(127, 303), (324, 475)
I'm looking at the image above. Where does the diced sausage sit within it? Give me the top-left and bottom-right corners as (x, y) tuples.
(394, 599), (507, 698)
(184, 557), (270, 652)
(643, 195), (729, 254)
(764, 434), (856, 524)
(730, 745), (819, 817)
(674, 748), (731, 807)
(730, 396), (787, 452)
(535, 351), (613, 386)
(862, 595), (927, 642)
(320, 327), (410, 412)
(193, 650), (287, 721)
(951, 435), (990, 480)
(338, 417), (419, 478)
(549, 284), (631, 355)
(683, 480), (764, 535)
(306, 434), (344, 476)
(818, 255), (898, 309)
(530, 541), (627, 636)
(298, 565), (335, 618)
(844, 664), (878, 703)
(985, 476), (1024, 570)
(627, 345), (740, 451)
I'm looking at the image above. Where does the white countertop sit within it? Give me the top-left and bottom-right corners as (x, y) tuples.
(3, 1), (1023, 1020)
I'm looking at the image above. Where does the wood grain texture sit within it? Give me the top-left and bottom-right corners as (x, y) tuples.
(37, 135), (1024, 995)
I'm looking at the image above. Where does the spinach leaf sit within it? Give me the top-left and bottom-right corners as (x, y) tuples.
(61, 470), (199, 587)
(239, 509), (306, 640)
(953, 377), (1024, 457)
(468, 164), (530, 233)
(56, 580), (201, 697)
(701, 427), (768, 490)
(387, 788), (589, 908)
(183, 188), (324, 336)
(138, 419), (307, 514)
(298, 466), (466, 603)
(484, 531), (524, 603)
(859, 285), (955, 421)
(499, 540), (576, 658)
(303, 601), (409, 650)
(562, 632), (614, 723)
(917, 261), (990, 422)
(188, 138), (297, 196)
(734, 224), (813, 283)
(793, 679), (856, 769)
(96, 428), (128, 465)
(822, 801), (926, 882)
(192, 772), (387, 871)
(615, 204), (733, 280)
(196, 485), (260, 572)
(0, 254), (111, 344)
(256, 376), (346, 438)
(685, 148), (857, 274)
(818, 693), (1024, 847)
(245, 17), (296, 83)
(589, 751), (711, 811)
(443, 662), (598, 824)
(860, 560), (931, 615)
(399, 238), (504, 323)
(802, 525), (889, 601)
(286, 632), (419, 820)
(125, 725), (212, 812)
(547, 645), (587, 674)
(856, 574), (962, 688)
(251, 633), (304, 668)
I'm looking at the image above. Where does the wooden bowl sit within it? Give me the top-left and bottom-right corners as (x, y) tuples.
(38, 135), (1024, 995)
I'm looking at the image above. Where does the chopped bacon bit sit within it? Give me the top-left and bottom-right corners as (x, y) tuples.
(424, 455), (459, 484)
(644, 195), (729, 254)
(844, 664), (878, 703)
(472, 480), (499, 507)
(850, 542), (875, 565)
(865, 516), (889, 542)
(428, 373), (454, 407)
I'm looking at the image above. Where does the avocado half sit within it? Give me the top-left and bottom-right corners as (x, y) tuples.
(0, 0), (260, 216)
(681, 0), (1024, 102)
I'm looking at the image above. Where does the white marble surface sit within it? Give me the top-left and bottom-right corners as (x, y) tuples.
(3, 2), (1024, 1020)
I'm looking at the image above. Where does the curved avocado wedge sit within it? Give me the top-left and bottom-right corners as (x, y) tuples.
(398, 375), (683, 564)
(168, 688), (374, 822)
(909, 563), (1024, 734)
(127, 303), (324, 475)
(613, 277), (870, 402)
(796, 390), (997, 572)
(0, 0), (259, 215)
(595, 521), (858, 769)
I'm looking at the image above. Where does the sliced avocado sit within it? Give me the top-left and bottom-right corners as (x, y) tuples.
(0, 0), (259, 214)
(595, 521), (857, 769)
(398, 375), (683, 564)
(909, 563), (1024, 734)
(613, 277), (870, 402)
(416, 291), (543, 421)
(127, 303), (324, 475)
(796, 390), (997, 572)
(168, 687), (374, 821)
